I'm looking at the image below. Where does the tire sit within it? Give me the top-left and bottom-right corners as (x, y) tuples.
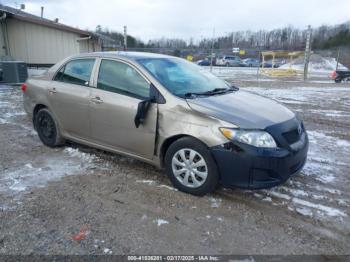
(34, 108), (65, 147)
(225, 63), (230, 67)
(164, 137), (219, 196)
(335, 77), (342, 83)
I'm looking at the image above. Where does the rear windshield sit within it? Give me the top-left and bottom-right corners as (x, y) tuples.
(136, 57), (229, 97)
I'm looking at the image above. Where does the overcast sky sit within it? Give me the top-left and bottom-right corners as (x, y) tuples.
(3, 0), (350, 41)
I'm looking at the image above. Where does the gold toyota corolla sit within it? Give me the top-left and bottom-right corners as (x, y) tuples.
(22, 52), (308, 195)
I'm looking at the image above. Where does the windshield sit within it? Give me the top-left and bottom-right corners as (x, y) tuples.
(136, 57), (230, 97)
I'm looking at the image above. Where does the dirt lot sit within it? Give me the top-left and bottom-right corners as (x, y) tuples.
(0, 69), (350, 255)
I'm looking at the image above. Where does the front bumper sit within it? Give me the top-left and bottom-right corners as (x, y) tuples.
(210, 119), (309, 189)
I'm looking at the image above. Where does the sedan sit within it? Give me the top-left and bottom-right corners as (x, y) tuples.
(23, 52), (308, 195)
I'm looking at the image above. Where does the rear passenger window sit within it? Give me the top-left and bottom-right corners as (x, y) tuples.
(55, 59), (95, 86)
(97, 59), (150, 99)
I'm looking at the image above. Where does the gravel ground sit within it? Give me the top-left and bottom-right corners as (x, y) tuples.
(0, 68), (350, 255)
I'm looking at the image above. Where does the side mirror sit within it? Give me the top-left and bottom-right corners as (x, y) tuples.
(134, 99), (152, 128)
(134, 84), (165, 128)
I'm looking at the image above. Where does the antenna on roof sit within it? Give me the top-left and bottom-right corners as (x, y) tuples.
(40, 6), (44, 18)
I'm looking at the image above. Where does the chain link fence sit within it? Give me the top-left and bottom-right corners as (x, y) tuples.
(127, 47), (349, 83)
(128, 47), (349, 69)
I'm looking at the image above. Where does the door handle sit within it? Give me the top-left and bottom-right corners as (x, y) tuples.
(91, 96), (103, 104)
(49, 88), (57, 94)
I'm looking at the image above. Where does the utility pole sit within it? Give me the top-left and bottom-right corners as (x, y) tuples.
(336, 47), (340, 71)
(303, 25), (312, 81)
(123, 25), (127, 51)
(231, 32), (234, 50)
(210, 28), (215, 72)
(257, 45), (261, 81)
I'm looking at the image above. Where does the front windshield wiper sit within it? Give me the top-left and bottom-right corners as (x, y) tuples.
(184, 86), (238, 98)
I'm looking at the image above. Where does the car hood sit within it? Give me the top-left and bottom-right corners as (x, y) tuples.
(186, 90), (295, 129)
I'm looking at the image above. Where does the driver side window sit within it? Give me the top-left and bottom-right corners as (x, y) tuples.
(97, 59), (150, 99)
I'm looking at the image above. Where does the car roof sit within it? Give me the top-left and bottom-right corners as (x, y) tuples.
(70, 51), (175, 61)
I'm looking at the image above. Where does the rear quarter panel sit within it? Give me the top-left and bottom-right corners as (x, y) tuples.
(24, 77), (51, 121)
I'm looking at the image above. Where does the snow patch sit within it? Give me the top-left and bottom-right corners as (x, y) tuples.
(279, 54), (348, 72)
(27, 68), (47, 77)
(296, 207), (313, 217)
(281, 187), (308, 197)
(0, 148), (96, 195)
(25, 163), (33, 169)
(136, 180), (155, 185)
(292, 198), (346, 217)
(307, 131), (350, 151)
(64, 147), (96, 163)
(303, 161), (335, 183)
(313, 185), (341, 195)
(209, 197), (222, 208)
(103, 248), (112, 254)
(266, 191), (291, 200)
(336, 140), (350, 147)
(155, 219), (169, 226)
(262, 197), (272, 202)
(157, 184), (178, 191)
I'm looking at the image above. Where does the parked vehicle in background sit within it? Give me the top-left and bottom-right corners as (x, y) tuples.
(242, 58), (260, 67)
(216, 56), (242, 67)
(23, 52), (308, 196)
(331, 70), (350, 83)
(261, 58), (286, 68)
(260, 61), (279, 68)
(196, 59), (211, 66)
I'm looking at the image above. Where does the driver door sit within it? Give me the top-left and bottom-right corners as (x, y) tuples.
(89, 59), (157, 159)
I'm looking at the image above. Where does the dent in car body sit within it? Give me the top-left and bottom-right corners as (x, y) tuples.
(155, 98), (235, 163)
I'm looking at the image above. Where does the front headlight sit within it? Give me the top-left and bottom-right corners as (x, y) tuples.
(219, 128), (277, 148)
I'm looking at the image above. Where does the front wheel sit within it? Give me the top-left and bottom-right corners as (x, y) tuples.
(164, 137), (219, 196)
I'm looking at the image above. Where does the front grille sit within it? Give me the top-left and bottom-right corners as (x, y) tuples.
(283, 128), (301, 144)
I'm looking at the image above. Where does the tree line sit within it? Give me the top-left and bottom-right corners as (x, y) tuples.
(95, 21), (350, 51)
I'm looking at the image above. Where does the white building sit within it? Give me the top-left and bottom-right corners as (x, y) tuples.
(0, 4), (102, 66)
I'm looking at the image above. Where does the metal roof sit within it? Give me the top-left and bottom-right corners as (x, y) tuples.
(0, 4), (91, 36)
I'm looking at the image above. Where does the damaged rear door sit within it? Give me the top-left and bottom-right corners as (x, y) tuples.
(89, 58), (158, 159)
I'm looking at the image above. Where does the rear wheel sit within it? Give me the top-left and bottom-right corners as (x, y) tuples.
(164, 137), (219, 196)
(34, 108), (65, 147)
(225, 62), (230, 67)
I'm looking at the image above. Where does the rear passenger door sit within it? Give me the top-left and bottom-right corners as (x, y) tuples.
(89, 59), (157, 159)
(49, 58), (95, 139)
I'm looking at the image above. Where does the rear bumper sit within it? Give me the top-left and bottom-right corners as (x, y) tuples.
(210, 131), (308, 189)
